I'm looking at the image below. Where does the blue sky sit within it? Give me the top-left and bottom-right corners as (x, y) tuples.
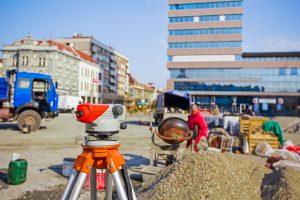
(0, 0), (300, 88)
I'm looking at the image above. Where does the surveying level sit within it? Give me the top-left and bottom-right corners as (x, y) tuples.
(61, 104), (136, 200)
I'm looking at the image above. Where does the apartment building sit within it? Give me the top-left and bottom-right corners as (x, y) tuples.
(55, 34), (129, 103)
(115, 51), (129, 97)
(76, 50), (101, 103)
(167, 0), (300, 115)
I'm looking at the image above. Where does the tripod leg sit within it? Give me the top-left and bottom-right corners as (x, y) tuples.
(121, 165), (137, 200)
(69, 172), (88, 200)
(90, 167), (97, 200)
(61, 170), (79, 200)
(105, 169), (112, 200)
(111, 171), (128, 200)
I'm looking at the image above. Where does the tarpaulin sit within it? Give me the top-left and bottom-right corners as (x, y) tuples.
(263, 121), (284, 144)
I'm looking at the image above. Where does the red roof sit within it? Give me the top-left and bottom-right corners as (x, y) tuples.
(75, 49), (95, 63)
(128, 73), (137, 85)
(47, 40), (95, 63)
(47, 40), (77, 56)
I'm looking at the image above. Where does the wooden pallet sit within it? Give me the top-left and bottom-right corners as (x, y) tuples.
(240, 118), (250, 136)
(248, 132), (281, 153)
(239, 116), (281, 153)
(239, 117), (269, 136)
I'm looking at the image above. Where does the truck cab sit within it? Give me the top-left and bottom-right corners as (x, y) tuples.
(0, 70), (58, 131)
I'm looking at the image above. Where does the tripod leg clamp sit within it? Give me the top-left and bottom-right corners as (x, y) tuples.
(73, 152), (94, 174)
(106, 151), (126, 173)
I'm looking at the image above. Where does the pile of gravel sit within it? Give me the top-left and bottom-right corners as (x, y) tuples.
(261, 167), (300, 200)
(138, 151), (267, 200)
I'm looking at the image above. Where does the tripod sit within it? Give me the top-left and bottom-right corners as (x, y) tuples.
(61, 142), (136, 200)
(61, 103), (136, 200)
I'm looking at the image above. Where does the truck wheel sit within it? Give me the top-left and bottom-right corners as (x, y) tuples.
(17, 110), (41, 132)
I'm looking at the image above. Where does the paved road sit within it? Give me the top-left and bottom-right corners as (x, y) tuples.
(0, 113), (153, 199)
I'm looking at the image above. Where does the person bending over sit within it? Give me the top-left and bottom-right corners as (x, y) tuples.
(187, 104), (208, 152)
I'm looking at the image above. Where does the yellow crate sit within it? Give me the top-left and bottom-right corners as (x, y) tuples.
(239, 116), (281, 153)
(239, 117), (269, 136)
(248, 132), (281, 153)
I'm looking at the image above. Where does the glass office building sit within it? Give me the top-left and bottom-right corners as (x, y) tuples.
(167, 0), (300, 115)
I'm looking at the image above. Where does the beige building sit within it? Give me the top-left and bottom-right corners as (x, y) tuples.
(115, 51), (129, 97)
(167, 0), (300, 115)
(0, 58), (3, 76)
(144, 84), (156, 103)
(128, 74), (156, 104)
(129, 74), (144, 100)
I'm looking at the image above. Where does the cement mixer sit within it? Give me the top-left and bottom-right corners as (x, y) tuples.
(150, 117), (192, 166)
(156, 117), (192, 144)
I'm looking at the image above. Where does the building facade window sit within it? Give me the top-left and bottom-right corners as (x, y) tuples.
(169, 1), (242, 10)
(168, 56), (173, 62)
(169, 27), (242, 36)
(38, 57), (46, 67)
(169, 41), (242, 49)
(169, 14), (242, 23)
(12, 56), (18, 66)
(21, 56), (29, 66)
(225, 14), (243, 21)
(243, 56), (300, 62)
(235, 55), (243, 61)
(200, 15), (220, 22)
(170, 68), (300, 93)
(279, 68), (286, 76)
(169, 16), (194, 23)
(291, 68), (298, 75)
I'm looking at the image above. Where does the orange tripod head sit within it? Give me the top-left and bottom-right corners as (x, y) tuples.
(75, 104), (127, 142)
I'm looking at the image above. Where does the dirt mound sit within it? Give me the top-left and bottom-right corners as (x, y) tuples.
(138, 151), (268, 200)
(261, 167), (300, 200)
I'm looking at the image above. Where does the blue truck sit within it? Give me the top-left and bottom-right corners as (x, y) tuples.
(0, 70), (58, 132)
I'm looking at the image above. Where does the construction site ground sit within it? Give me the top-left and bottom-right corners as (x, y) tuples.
(0, 113), (299, 200)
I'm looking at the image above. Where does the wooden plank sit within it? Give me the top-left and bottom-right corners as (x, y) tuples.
(250, 134), (279, 140)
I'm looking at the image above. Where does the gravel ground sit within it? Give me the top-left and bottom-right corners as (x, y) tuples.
(138, 151), (269, 200)
(0, 113), (152, 200)
(261, 167), (300, 200)
(138, 151), (300, 200)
